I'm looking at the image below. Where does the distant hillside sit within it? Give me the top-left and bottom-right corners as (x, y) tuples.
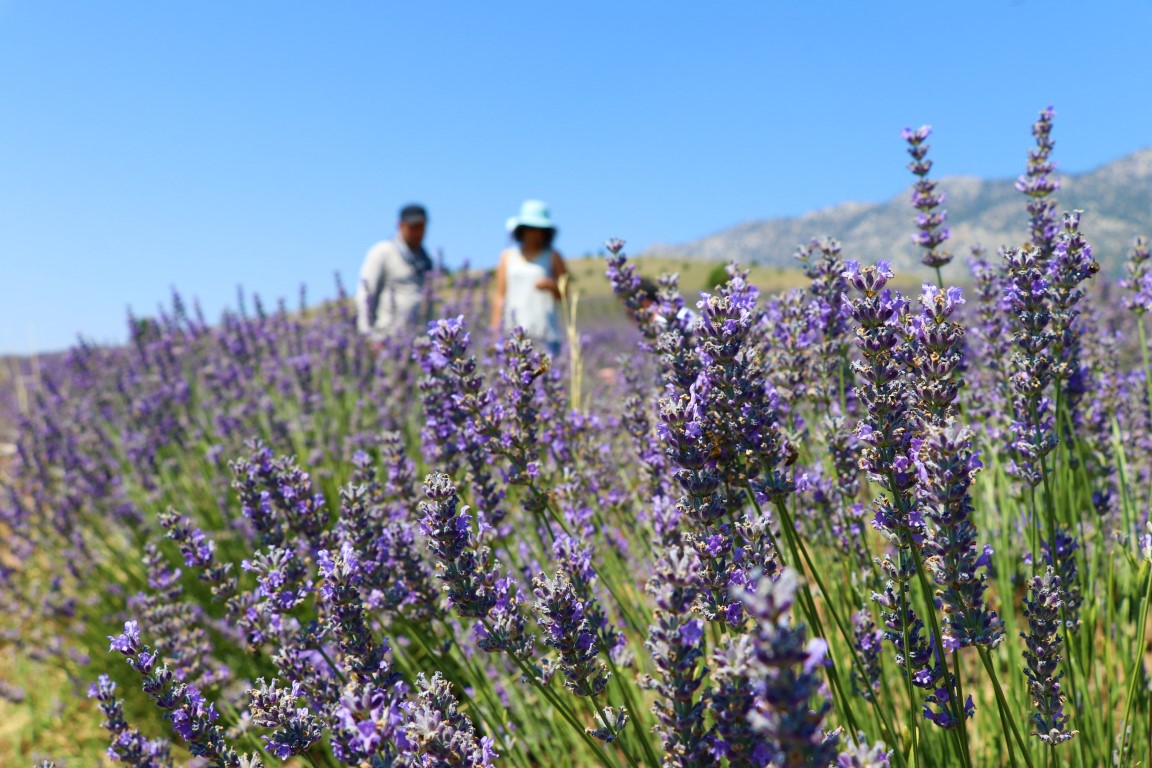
(645, 147), (1152, 278)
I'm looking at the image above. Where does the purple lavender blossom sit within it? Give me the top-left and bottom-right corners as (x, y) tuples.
(586, 706), (631, 745)
(1122, 236), (1152, 314)
(903, 125), (952, 270)
(316, 542), (405, 680)
(551, 533), (622, 654)
(762, 288), (820, 409)
(159, 511), (215, 568)
(1040, 528), (1083, 629)
(851, 609), (883, 702)
(1002, 246), (1058, 487)
(641, 546), (712, 766)
(109, 620), (142, 657)
(247, 678), (323, 759)
(837, 735), (893, 767)
(333, 482), (415, 615)
(1021, 568), (1078, 744)
(473, 572), (534, 661)
(738, 568), (840, 767)
(419, 472), (500, 619)
(108, 624), (260, 766)
(870, 580), (956, 729)
(707, 634), (759, 764)
(1045, 211), (1100, 422)
(88, 674), (174, 768)
(605, 243), (699, 389)
(822, 416), (868, 565)
(915, 426), (1004, 650)
(846, 261), (966, 727)
(241, 546), (312, 615)
(131, 542), (226, 687)
(532, 571), (611, 699)
(906, 283), (966, 425)
(653, 271), (703, 392)
(605, 242), (668, 350)
(403, 672), (498, 768)
(619, 379), (674, 525)
(491, 328), (553, 511)
(796, 236), (854, 408)
(656, 265), (794, 626)
(965, 245), (1012, 434)
(331, 682), (406, 764)
(1016, 106), (1061, 260)
(377, 429), (419, 505)
(844, 260), (919, 544)
(417, 315), (507, 524)
(228, 441), (332, 550)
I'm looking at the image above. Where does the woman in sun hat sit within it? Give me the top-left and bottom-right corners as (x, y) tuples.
(491, 199), (569, 357)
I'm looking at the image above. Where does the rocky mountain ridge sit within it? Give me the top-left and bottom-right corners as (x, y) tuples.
(645, 147), (1152, 278)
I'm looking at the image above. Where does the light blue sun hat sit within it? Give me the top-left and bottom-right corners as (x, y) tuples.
(506, 199), (558, 232)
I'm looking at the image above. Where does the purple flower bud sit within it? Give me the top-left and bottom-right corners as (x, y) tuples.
(837, 734), (893, 767)
(901, 125), (931, 144)
(109, 620), (140, 656)
(679, 619), (704, 646)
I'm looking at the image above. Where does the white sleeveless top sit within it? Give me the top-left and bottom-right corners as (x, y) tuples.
(502, 247), (560, 344)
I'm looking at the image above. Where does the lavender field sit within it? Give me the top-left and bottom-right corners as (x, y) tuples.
(3, 109), (1152, 768)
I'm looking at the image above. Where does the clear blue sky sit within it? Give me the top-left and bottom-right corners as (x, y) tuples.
(3, 1), (1151, 353)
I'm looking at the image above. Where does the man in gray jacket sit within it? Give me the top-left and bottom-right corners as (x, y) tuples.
(355, 204), (434, 340)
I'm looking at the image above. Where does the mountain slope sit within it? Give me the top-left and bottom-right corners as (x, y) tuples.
(645, 147), (1152, 277)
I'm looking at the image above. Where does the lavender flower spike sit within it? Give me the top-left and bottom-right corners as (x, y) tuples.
(641, 545), (712, 766)
(88, 674), (174, 768)
(904, 125), (952, 270)
(1122, 235), (1152, 314)
(404, 672), (498, 768)
(1016, 106), (1061, 260)
(739, 568), (840, 767)
(851, 609), (883, 701)
(1021, 568), (1078, 745)
(915, 425), (1004, 651)
(248, 678), (324, 759)
(109, 619), (142, 656)
(419, 472), (500, 619)
(533, 571), (611, 699)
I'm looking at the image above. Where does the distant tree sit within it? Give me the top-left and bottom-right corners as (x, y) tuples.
(704, 262), (730, 291)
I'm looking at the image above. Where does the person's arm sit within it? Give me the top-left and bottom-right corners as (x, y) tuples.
(552, 251), (568, 300)
(536, 250), (567, 300)
(355, 245), (388, 334)
(490, 250), (507, 332)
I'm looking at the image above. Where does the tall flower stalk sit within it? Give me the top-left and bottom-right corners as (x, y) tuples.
(1016, 106), (1061, 262)
(903, 125), (952, 285)
(739, 568), (841, 767)
(1046, 211), (1100, 428)
(1020, 570), (1077, 745)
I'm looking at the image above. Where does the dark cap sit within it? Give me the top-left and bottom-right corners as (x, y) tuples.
(399, 204), (428, 224)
